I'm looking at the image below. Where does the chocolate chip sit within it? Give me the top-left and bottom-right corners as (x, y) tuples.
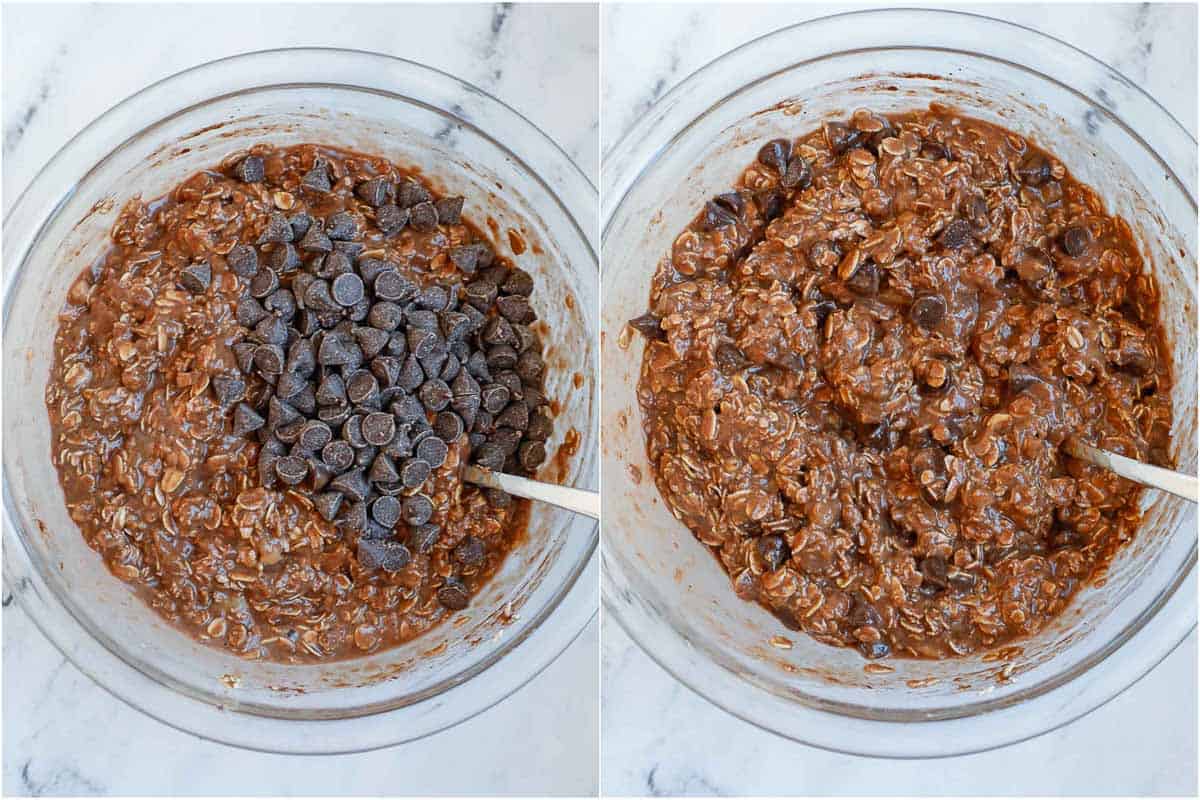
(301, 160), (333, 193)
(311, 490), (342, 522)
(437, 579), (470, 610)
(454, 536), (486, 567)
(317, 402), (351, 426)
(299, 223), (333, 254)
(289, 213), (313, 239)
(236, 295), (268, 328)
(920, 140), (951, 161)
(400, 458), (431, 488)
(267, 396), (302, 431)
(1017, 153), (1052, 186)
(846, 259), (879, 295)
(860, 641), (891, 659)
(330, 468), (370, 503)
(1061, 225), (1091, 257)
(433, 411), (465, 442)
(415, 435), (448, 468)
(416, 285), (449, 311)
(435, 196), (464, 224)
(757, 139), (791, 174)
(527, 408), (553, 441)
(322, 440), (354, 472)
(368, 451), (399, 484)
(362, 411), (396, 446)
(409, 201), (438, 231)
(326, 211), (358, 240)
(275, 455), (309, 485)
(515, 350), (545, 384)
(319, 250), (354, 278)
(254, 343), (285, 375)
(227, 244), (259, 278)
(407, 327), (437, 360)
(234, 155), (265, 183)
(501, 268), (533, 297)
(496, 294), (534, 323)
(295, 420), (331, 452)
(233, 342), (257, 374)
(356, 176), (393, 207)
(396, 354), (425, 392)
(371, 495), (402, 527)
(376, 204), (409, 237)
(370, 355), (403, 388)
(939, 219), (972, 250)
(824, 121), (862, 155)
(354, 326), (390, 360)
(396, 179), (432, 208)
(473, 442), (506, 471)
(374, 270), (417, 302)
(317, 332), (356, 366)
(496, 401), (529, 431)
(179, 261), (211, 294)
(397, 494), (432, 526)
(275, 371), (307, 400)
(487, 344), (518, 371)
(755, 190), (785, 222)
(358, 540), (411, 572)
(518, 441), (546, 471)
(303, 278), (340, 313)
(780, 154), (812, 189)
(757, 534), (791, 571)
(967, 196), (991, 230)
(407, 310), (438, 331)
(418, 378), (452, 412)
(264, 289), (297, 319)
(451, 244), (491, 276)
(627, 312), (664, 340)
(408, 524), (441, 554)
(910, 294), (946, 329)
(232, 403), (265, 436)
(315, 373), (347, 406)
(465, 350), (491, 382)
(332, 273), (365, 307)
(368, 301), (404, 331)
(268, 243), (300, 273)
(345, 369), (379, 405)
(257, 211), (294, 244)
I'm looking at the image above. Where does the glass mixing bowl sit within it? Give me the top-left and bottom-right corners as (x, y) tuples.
(602, 10), (1196, 758)
(3, 48), (598, 754)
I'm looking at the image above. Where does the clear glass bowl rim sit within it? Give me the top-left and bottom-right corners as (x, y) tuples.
(3, 47), (598, 754)
(601, 7), (1197, 758)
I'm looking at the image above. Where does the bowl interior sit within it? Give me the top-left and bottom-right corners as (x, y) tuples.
(5, 84), (598, 718)
(602, 53), (1196, 719)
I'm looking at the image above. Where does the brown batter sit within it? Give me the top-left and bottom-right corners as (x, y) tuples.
(631, 105), (1173, 659)
(46, 144), (554, 661)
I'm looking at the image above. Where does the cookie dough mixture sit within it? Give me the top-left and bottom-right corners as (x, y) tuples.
(46, 144), (555, 661)
(631, 105), (1173, 659)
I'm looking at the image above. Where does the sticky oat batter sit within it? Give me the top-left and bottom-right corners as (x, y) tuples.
(631, 106), (1173, 659)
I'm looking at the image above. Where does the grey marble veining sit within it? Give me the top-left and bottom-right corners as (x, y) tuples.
(602, 2), (1196, 796)
(2, 3), (598, 796)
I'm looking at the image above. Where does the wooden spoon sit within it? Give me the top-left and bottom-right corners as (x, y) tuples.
(1066, 438), (1197, 503)
(463, 465), (600, 519)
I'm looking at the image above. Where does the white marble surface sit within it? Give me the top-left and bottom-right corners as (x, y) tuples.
(601, 3), (1197, 796)
(2, 4), (598, 796)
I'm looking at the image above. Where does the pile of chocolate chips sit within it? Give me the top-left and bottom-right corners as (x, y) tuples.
(207, 154), (554, 572)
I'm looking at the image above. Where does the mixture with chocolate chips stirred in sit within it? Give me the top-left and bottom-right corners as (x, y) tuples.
(629, 105), (1173, 659)
(46, 144), (556, 661)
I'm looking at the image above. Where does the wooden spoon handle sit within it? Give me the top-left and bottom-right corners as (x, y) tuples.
(1067, 439), (1198, 503)
(463, 465), (600, 519)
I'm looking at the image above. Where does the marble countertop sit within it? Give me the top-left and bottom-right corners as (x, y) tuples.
(2, 3), (597, 796)
(601, 3), (1197, 796)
